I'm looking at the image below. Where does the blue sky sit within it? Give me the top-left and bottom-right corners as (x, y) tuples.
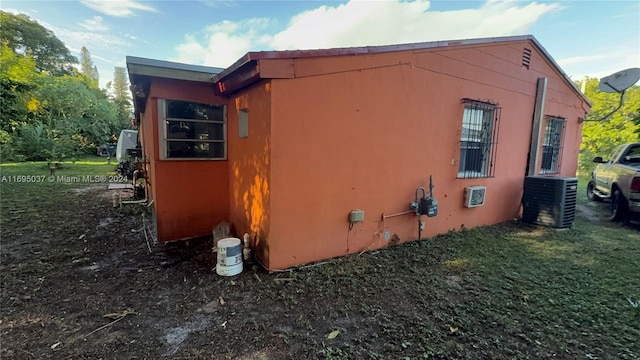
(3, 1), (639, 90)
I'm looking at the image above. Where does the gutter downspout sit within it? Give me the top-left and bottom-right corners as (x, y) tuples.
(527, 77), (547, 176)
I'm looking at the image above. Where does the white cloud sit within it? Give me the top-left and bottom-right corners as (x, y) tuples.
(557, 54), (614, 67)
(35, 19), (132, 88)
(172, 18), (273, 67)
(199, 0), (235, 8)
(2, 8), (29, 15)
(172, 0), (561, 68)
(560, 47), (640, 81)
(271, 0), (560, 50)
(80, 0), (157, 17)
(79, 15), (109, 32)
(68, 49), (113, 64)
(40, 20), (131, 52)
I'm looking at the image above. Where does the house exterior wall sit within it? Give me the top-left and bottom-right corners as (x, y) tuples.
(265, 41), (587, 269)
(143, 78), (230, 242)
(226, 80), (272, 266)
(138, 99), (157, 210)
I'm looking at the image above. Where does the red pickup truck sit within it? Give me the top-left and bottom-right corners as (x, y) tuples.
(587, 142), (640, 223)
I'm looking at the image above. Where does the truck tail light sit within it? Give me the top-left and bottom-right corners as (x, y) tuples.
(632, 177), (640, 192)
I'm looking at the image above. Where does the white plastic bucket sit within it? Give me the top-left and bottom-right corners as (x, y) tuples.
(216, 237), (243, 276)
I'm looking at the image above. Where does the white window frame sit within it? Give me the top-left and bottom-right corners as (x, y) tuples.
(158, 99), (227, 160)
(239, 108), (249, 138)
(540, 116), (565, 174)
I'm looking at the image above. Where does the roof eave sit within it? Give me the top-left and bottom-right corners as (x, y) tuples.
(214, 35), (592, 108)
(214, 60), (261, 95)
(126, 56), (224, 83)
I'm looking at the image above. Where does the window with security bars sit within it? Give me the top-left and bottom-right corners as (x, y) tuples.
(458, 99), (500, 178)
(540, 116), (565, 174)
(158, 99), (226, 160)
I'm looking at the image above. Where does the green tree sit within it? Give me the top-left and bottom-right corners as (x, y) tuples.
(6, 74), (119, 161)
(0, 43), (38, 160)
(0, 11), (77, 75)
(0, 43), (38, 132)
(109, 66), (133, 138)
(112, 66), (130, 104)
(79, 46), (99, 88)
(0, 16), (127, 162)
(579, 77), (640, 174)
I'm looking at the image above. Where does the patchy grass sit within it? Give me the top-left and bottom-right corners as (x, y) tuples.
(1, 155), (118, 177)
(1, 164), (639, 359)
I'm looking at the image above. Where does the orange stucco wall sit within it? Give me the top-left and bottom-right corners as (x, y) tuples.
(138, 101), (157, 214)
(226, 81), (272, 266)
(141, 78), (230, 242)
(265, 40), (588, 269)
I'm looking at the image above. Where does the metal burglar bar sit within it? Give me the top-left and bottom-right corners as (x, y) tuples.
(540, 116), (565, 174)
(458, 99), (501, 178)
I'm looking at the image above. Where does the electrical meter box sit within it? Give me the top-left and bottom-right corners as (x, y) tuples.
(349, 209), (365, 223)
(419, 197), (438, 217)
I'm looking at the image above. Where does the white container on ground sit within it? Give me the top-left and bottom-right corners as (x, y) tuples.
(216, 237), (243, 276)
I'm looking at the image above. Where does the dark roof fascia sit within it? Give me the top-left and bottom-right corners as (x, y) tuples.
(214, 35), (535, 83)
(214, 59), (260, 95)
(126, 56), (224, 83)
(126, 56), (227, 124)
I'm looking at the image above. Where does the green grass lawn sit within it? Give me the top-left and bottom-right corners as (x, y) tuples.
(0, 156), (122, 215)
(275, 211), (639, 359)
(0, 155), (119, 178)
(1, 160), (638, 359)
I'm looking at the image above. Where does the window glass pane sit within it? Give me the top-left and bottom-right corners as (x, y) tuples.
(239, 109), (249, 138)
(541, 146), (554, 170)
(166, 141), (224, 158)
(458, 101), (499, 178)
(541, 117), (564, 173)
(459, 143), (483, 173)
(626, 145), (640, 158)
(167, 100), (224, 121)
(166, 121), (224, 141)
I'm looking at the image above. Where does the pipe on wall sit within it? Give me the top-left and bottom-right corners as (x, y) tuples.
(121, 170), (148, 204)
(527, 77), (547, 176)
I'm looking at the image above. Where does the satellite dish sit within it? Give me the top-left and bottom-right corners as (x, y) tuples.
(598, 67), (640, 93)
(582, 67), (640, 123)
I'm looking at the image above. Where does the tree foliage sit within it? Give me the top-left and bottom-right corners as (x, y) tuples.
(0, 15), (130, 162)
(3, 71), (121, 161)
(579, 77), (640, 174)
(0, 11), (77, 75)
(112, 66), (130, 104)
(110, 66), (133, 132)
(79, 46), (100, 88)
(0, 43), (37, 133)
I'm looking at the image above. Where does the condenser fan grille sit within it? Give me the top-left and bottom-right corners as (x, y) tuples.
(522, 176), (577, 228)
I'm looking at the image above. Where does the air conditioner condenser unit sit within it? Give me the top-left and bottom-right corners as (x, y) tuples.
(522, 176), (577, 228)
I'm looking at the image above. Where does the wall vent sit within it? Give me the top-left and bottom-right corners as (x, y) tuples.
(522, 48), (532, 69)
(522, 176), (577, 228)
(464, 186), (486, 208)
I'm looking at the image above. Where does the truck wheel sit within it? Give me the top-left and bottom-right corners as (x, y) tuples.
(587, 180), (602, 202)
(610, 190), (629, 222)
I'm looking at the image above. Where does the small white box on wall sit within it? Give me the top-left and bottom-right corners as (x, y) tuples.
(464, 186), (486, 208)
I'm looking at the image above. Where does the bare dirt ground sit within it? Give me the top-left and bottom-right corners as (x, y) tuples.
(1, 185), (234, 359)
(1, 183), (638, 359)
(576, 201), (609, 222)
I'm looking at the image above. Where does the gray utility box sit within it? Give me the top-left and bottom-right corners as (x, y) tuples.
(522, 176), (578, 228)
